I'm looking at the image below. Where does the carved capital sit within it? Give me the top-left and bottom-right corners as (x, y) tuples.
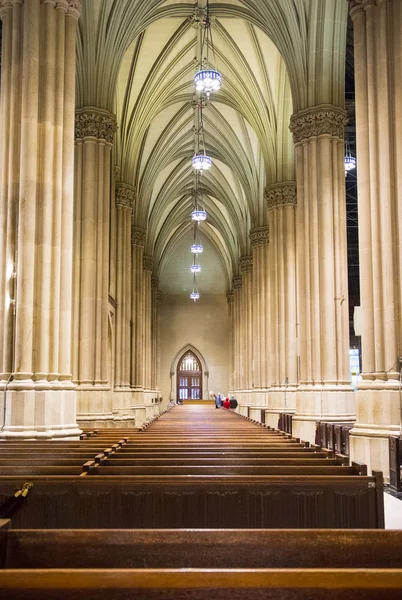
(232, 276), (242, 291)
(289, 105), (347, 144)
(157, 291), (163, 304)
(75, 107), (117, 143)
(151, 276), (159, 290)
(0, 0), (13, 18)
(116, 183), (135, 211)
(240, 255), (253, 274)
(265, 182), (297, 210)
(250, 226), (270, 248)
(143, 256), (154, 273)
(67, 0), (81, 18)
(131, 227), (146, 248)
(227, 291), (235, 304)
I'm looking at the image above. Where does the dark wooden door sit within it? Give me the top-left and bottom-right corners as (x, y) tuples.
(177, 351), (202, 401)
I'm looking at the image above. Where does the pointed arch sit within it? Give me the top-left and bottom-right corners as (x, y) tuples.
(169, 344), (210, 402)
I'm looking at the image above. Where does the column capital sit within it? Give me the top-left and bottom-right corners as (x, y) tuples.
(0, 0), (13, 18)
(227, 291), (235, 304)
(289, 105), (347, 144)
(240, 255), (253, 274)
(151, 276), (159, 290)
(143, 256), (154, 273)
(75, 107), (117, 143)
(67, 0), (81, 18)
(265, 181), (297, 210)
(232, 276), (242, 291)
(116, 183), (135, 211)
(131, 226), (146, 248)
(250, 226), (270, 247)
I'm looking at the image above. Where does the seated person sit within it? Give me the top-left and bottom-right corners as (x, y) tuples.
(223, 397), (231, 409)
(229, 395), (238, 409)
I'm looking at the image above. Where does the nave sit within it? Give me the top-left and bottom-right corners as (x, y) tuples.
(0, 404), (401, 598)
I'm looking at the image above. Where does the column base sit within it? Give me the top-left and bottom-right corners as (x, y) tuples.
(292, 384), (355, 444)
(0, 383), (81, 440)
(265, 386), (297, 428)
(349, 384), (402, 480)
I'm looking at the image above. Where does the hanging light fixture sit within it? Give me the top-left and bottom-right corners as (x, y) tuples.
(344, 141), (356, 175)
(191, 222), (204, 254)
(194, 0), (222, 98)
(190, 274), (200, 301)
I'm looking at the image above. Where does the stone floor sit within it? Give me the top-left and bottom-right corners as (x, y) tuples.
(384, 491), (402, 529)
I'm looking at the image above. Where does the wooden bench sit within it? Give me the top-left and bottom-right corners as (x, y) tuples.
(1, 523), (401, 599)
(0, 472), (384, 529)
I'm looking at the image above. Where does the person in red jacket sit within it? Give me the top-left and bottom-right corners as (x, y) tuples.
(223, 397), (231, 409)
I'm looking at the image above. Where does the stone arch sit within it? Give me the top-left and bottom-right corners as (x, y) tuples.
(170, 344), (210, 402)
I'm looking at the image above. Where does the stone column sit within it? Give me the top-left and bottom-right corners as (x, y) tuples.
(113, 184), (134, 421)
(156, 290), (163, 398)
(142, 256), (153, 399)
(227, 291), (235, 394)
(349, 0), (402, 476)
(73, 106), (116, 426)
(264, 184), (298, 427)
(289, 105), (355, 443)
(131, 227), (146, 407)
(232, 276), (242, 394)
(239, 256), (253, 410)
(249, 227), (270, 415)
(0, 0), (82, 439)
(151, 277), (158, 392)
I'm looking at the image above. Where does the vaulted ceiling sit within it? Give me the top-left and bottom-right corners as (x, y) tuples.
(76, 0), (348, 296)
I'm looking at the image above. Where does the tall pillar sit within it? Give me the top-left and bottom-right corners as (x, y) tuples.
(131, 227), (146, 410)
(112, 183), (134, 419)
(289, 105), (355, 442)
(142, 256), (153, 406)
(249, 227), (270, 415)
(73, 106), (116, 426)
(264, 184), (298, 427)
(349, 0), (402, 476)
(232, 276), (242, 394)
(151, 277), (159, 392)
(227, 290), (235, 394)
(0, 0), (82, 438)
(239, 256), (253, 410)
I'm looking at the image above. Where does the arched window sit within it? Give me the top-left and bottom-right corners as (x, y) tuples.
(177, 351), (202, 401)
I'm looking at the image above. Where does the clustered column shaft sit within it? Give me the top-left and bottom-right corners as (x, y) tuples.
(348, 0), (402, 473)
(0, 0), (82, 438)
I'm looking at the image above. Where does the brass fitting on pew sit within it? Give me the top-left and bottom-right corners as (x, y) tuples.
(14, 483), (33, 498)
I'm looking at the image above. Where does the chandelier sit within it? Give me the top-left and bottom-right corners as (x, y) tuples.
(194, 0), (222, 98)
(191, 221), (204, 254)
(344, 141), (356, 175)
(190, 274), (200, 302)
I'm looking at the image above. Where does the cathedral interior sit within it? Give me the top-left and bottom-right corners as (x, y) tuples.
(0, 0), (401, 595)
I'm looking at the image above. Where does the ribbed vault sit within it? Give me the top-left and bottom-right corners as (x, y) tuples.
(76, 0), (347, 295)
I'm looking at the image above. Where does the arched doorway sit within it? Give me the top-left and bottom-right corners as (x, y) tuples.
(177, 351), (202, 401)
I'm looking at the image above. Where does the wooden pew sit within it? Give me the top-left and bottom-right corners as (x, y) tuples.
(0, 472), (384, 529)
(1, 524), (401, 599)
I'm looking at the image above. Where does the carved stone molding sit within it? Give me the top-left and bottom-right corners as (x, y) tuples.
(0, 1), (12, 17)
(143, 256), (154, 273)
(66, 1), (81, 19)
(75, 107), (117, 143)
(189, 5), (207, 28)
(227, 291), (234, 304)
(131, 227), (146, 248)
(116, 183), (135, 211)
(157, 291), (163, 304)
(240, 255), (253, 274)
(265, 182), (297, 210)
(250, 226), (270, 248)
(289, 105), (347, 144)
(232, 276), (242, 291)
(151, 277), (159, 290)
